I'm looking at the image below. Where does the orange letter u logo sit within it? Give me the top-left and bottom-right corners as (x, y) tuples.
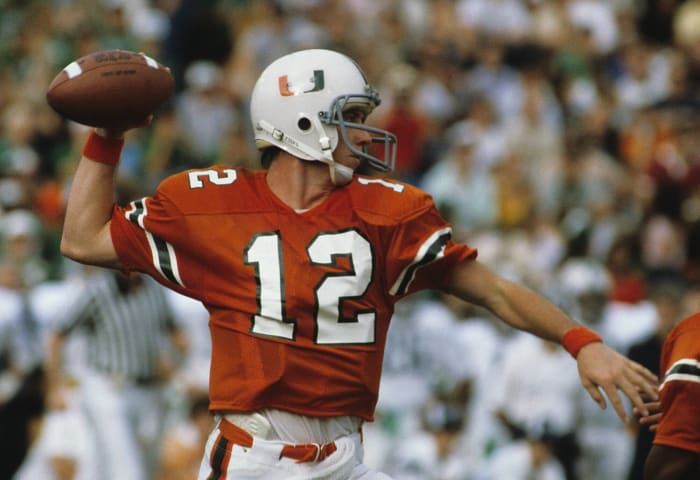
(278, 70), (325, 96)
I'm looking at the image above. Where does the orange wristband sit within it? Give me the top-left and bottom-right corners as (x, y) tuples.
(82, 129), (124, 166)
(562, 326), (603, 358)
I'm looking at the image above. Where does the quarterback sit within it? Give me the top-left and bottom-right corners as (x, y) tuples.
(61, 49), (658, 479)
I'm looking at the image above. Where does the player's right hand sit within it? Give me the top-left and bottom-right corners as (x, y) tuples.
(95, 114), (153, 140)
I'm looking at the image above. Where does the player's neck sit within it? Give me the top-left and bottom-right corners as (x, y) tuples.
(266, 155), (335, 210)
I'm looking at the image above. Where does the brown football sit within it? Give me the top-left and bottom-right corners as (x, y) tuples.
(46, 49), (174, 129)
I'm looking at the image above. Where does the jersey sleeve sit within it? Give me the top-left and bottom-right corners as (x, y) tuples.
(110, 174), (200, 301)
(654, 380), (700, 454)
(382, 191), (477, 299)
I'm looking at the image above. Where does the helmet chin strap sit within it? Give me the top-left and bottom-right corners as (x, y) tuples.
(309, 114), (352, 186)
(256, 117), (353, 186)
(331, 163), (353, 186)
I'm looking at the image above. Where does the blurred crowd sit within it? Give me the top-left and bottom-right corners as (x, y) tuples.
(2, 0), (700, 479)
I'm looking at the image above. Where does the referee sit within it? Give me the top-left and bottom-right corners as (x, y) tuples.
(45, 266), (188, 480)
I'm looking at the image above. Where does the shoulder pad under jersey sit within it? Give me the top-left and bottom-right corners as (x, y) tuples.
(155, 167), (265, 215)
(347, 175), (436, 225)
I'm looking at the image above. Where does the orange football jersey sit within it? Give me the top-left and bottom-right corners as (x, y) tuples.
(110, 167), (476, 420)
(653, 312), (700, 454)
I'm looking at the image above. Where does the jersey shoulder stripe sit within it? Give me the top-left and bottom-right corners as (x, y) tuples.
(390, 227), (452, 295)
(661, 359), (700, 389)
(659, 312), (700, 389)
(124, 197), (185, 287)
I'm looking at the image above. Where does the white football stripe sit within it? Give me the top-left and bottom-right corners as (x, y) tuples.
(141, 54), (159, 69)
(389, 226), (450, 295)
(64, 62), (82, 79)
(145, 231), (185, 287)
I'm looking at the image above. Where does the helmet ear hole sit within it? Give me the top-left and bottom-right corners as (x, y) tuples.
(297, 116), (312, 131)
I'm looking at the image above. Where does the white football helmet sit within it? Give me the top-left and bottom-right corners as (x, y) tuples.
(250, 49), (397, 185)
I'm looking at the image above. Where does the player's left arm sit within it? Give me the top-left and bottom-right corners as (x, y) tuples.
(446, 259), (658, 422)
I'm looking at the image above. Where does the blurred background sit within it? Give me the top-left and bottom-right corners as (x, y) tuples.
(2, 0), (700, 478)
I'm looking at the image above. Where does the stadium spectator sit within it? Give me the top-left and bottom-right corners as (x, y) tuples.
(44, 267), (187, 479)
(420, 123), (499, 234)
(490, 334), (582, 480)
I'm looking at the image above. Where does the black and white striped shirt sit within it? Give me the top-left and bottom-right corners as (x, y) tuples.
(58, 270), (177, 383)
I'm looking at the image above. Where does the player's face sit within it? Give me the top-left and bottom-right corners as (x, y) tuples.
(334, 108), (372, 171)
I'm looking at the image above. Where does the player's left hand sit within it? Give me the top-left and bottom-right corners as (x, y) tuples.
(575, 342), (658, 422)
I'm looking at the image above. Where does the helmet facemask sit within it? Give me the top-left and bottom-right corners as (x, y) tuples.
(321, 89), (397, 174)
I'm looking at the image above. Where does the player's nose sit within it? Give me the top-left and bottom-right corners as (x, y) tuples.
(349, 126), (372, 148)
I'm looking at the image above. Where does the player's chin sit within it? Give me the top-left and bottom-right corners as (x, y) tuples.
(342, 155), (362, 171)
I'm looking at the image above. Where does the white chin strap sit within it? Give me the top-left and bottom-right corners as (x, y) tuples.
(308, 114), (352, 186)
(257, 118), (354, 186)
(331, 163), (353, 186)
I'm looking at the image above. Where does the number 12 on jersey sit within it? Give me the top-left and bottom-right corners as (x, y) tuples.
(244, 229), (376, 345)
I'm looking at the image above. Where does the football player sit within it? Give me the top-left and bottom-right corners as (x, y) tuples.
(643, 312), (700, 479)
(60, 49), (658, 479)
